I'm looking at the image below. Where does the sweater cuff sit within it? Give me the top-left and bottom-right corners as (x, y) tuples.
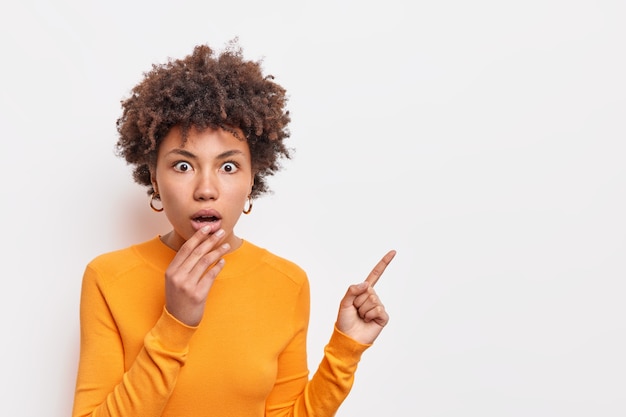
(146, 307), (198, 353)
(326, 326), (371, 364)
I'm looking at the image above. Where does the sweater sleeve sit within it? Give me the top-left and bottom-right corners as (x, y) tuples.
(72, 265), (197, 417)
(265, 280), (370, 417)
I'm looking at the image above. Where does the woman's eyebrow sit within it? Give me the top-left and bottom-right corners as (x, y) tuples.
(166, 148), (196, 159)
(165, 149), (245, 159)
(216, 149), (245, 159)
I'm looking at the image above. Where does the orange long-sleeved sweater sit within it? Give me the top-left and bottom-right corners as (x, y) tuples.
(72, 237), (369, 417)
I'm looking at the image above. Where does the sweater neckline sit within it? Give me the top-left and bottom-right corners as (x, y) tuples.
(134, 236), (262, 278)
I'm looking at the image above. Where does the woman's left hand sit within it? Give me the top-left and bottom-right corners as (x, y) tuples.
(336, 250), (396, 345)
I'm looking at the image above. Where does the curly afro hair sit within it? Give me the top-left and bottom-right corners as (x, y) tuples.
(115, 39), (292, 200)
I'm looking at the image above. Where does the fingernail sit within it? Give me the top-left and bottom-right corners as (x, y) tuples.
(215, 229), (225, 237)
(201, 225), (211, 234)
(222, 243), (230, 250)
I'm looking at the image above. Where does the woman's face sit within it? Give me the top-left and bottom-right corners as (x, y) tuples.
(153, 126), (254, 251)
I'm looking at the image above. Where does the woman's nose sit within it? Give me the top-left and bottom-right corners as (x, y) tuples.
(193, 171), (218, 201)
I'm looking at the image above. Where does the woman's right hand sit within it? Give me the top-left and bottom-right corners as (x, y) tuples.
(164, 225), (230, 326)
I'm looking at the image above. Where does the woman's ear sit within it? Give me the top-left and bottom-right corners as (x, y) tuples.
(151, 174), (158, 194)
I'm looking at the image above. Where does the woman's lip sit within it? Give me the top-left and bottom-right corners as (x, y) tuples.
(192, 208), (221, 219)
(191, 218), (222, 233)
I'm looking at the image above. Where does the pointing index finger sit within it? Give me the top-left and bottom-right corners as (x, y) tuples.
(365, 250), (396, 287)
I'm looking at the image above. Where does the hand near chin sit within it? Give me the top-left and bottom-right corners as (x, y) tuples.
(336, 250), (396, 345)
(164, 226), (230, 326)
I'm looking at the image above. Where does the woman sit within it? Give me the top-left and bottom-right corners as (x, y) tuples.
(72, 40), (396, 417)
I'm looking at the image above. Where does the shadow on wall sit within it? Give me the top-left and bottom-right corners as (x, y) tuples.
(118, 186), (172, 245)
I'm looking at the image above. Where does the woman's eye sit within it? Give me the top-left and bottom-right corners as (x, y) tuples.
(173, 161), (192, 172)
(222, 162), (239, 173)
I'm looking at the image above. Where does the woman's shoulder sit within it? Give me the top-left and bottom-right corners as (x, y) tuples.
(240, 240), (308, 284)
(85, 236), (169, 280)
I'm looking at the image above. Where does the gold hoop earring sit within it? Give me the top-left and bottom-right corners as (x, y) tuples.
(243, 197), (253, 215)
(150, 192), (164, 212)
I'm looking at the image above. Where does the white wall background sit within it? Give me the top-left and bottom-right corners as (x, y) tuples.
(1, 1), (624, 416)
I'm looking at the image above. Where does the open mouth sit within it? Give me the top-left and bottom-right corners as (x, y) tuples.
(191, 209), (222, 231)
(193, 215), (219, 223)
